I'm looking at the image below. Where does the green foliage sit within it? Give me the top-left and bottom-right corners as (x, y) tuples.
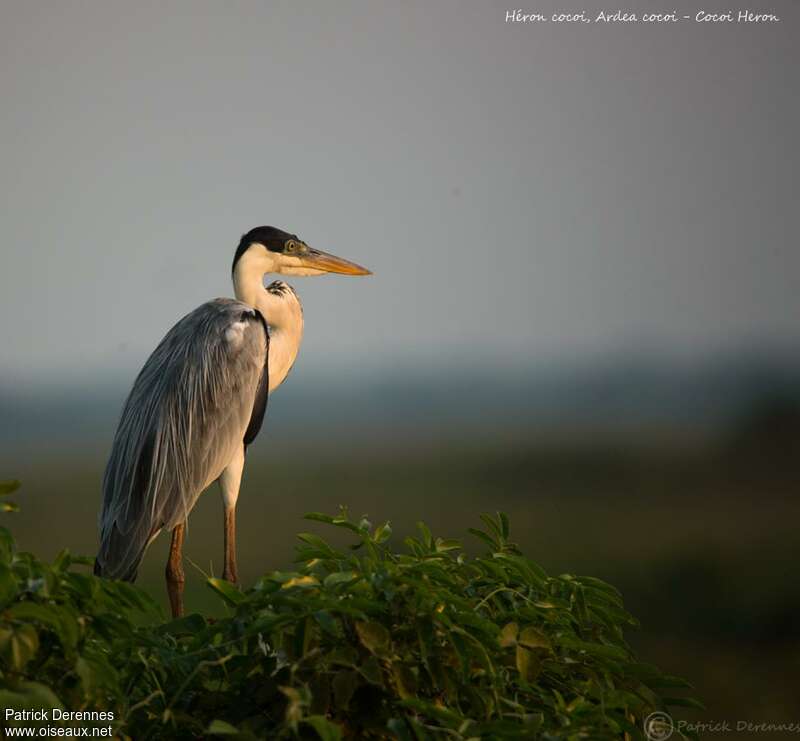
(0, 481), (699, 739)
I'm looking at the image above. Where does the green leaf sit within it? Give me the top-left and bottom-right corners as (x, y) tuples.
(8, 602), (78, 652)
(323, 571), (359, 588)
(330, 518), (361, 533)
(307, 509), (362, 533)
(332, 669), (358, 710)
(374, 522), (392, 544)
(207, 577), (245, 605)
(51, 549), (72, 573)
(416, 521), (433, 549)
(434, 538), (461, 553)
(304, 716), (343, 741)
(0, 480), (20, 496)
(560, 636), (629, 661)
(515, 627), (550, 683)
(401, 698), (464, 726)
(0, 623), (39, 671)
(75, 656), (96, 693)
(297, 532), (338, 556)
(313, 609), (340, 635)
(479, 513), (503, 538)
(467, 528), (497, 550)
(0, 681), (63, 714)
(387, 718), (414, 741)
(356, 620), (391, 656)
(498, 511), (510, 539)
(268, 570), (302, 583)
(304, 512), (336, 524)
(0, 526), (14, 561)
(518, 626), (550, 652)
(649, 674), (694, 689)
(499, 622), (519, 648)
(358, 655), (384, 685)
(664, 696), (706, 710)
(8, 602), (59, 628)
(516, 648), (542, 684)
(0, 562), (18, 605)
(492, 553), (547, 585)
(206, 719), (242, 735)
(392, 662), (417, 699)
(281, 575), (320, 589)
(157, 612), (207, 635)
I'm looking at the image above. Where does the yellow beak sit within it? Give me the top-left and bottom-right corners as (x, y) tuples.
(298, 249), (371, 276)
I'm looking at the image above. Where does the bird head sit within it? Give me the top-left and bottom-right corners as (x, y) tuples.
(232, 226), (371, 278)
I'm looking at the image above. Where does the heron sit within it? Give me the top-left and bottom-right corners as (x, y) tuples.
(94, 226), (370, 617)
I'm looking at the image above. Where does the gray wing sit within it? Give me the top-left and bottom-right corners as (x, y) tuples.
(95, 298), (268, 581)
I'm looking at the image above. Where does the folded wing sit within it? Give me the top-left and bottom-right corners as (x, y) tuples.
(95, 298), (268, 580)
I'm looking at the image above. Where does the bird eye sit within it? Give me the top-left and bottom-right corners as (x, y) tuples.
(285, 241), (296, 253)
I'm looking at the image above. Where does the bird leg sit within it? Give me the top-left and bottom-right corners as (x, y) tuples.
(166, 522), (186, 618)
(219, 447), (244, 585)
(223, 506), (238, 584)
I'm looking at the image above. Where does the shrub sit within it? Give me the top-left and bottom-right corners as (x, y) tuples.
(0, 480), (699, 739)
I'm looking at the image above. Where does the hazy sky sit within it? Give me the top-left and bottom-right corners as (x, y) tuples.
(1, 0), (797, 383)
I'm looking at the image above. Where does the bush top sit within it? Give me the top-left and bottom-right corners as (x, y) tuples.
(0, 482), (699, 739)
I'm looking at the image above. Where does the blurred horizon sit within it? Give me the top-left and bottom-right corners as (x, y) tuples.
(3, 343), (800, 455)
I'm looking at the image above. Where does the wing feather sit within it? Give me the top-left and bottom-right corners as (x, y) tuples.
(95, 298), (268, 580)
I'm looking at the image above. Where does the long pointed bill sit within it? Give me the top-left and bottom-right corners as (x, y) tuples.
(299, 249), (371, 276)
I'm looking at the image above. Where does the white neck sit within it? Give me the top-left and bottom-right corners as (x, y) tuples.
(233, 252), (304, 393)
